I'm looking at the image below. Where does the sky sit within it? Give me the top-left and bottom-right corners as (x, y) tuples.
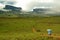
(14, 0), (54, 11)
(0, 0), (60, 11)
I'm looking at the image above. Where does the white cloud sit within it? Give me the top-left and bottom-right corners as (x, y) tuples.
(0, 3), (5, 9)
(1, 0), (60, 11)
(36, 0), (54, 3)
(13, 0), (54, 11)
(0, 0), (16, 5)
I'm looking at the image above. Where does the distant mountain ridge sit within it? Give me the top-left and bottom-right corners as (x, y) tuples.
(0, 5), (60, 17)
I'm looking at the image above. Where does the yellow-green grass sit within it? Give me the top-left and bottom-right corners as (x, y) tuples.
(0, 17), (60, 34)
(0, 17), (60, 40)
(0, 32), (58, 40)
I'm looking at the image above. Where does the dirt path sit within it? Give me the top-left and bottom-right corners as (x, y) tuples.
(40, 34), (60, 38)
(40, 35), (60, 40)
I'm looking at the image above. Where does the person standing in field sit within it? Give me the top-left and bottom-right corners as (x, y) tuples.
(47, 29), (52, 36)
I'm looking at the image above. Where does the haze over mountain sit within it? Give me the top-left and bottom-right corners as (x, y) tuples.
(0, 3), (5, 9)
(0, 0), (60, 12)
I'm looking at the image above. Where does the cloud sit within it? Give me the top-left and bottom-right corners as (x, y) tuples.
(0, 0), (60, 12)
(23, 0), (54, 11)
(0, 0), (16, 9)
(0, 3), (5, 9)
(0, 0), (16, 5)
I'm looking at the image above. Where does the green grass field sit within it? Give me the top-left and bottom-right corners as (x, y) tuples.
(0, 17), (60, 40)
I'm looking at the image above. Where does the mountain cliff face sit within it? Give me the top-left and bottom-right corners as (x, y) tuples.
(4, 5), (22, 11)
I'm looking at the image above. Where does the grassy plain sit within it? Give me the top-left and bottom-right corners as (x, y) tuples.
(0, 17), (60, 40)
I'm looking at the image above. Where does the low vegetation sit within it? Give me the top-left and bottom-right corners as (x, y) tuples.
(0, 17), (60, 40)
